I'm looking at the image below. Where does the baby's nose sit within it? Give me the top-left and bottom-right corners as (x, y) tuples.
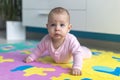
(55, 25), (61, 31)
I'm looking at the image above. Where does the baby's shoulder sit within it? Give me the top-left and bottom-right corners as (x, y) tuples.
(67, 33), (77, 40)
(42, 34), (50, 41)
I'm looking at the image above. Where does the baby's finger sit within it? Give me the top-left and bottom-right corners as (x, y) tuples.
(77, 71), (82, 75)
(72, 70), (81, 76)
(72, 70), (77, 75)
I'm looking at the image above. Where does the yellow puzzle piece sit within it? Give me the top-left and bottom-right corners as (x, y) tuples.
(0, 56), (14, 63)
(24, 67), (55, 76)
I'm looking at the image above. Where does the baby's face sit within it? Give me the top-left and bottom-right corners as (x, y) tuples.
(46, 14), (71, 41)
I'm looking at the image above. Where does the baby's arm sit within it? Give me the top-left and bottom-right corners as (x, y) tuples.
(24, 35), (48, 63)
(69, 35), (83, 75)
(72, 53), (83, 76)
(24, 45), (45, 63)
(24, 47), (44, 63)
(68, 34), (91, 76)
(24, 47), (42, 63)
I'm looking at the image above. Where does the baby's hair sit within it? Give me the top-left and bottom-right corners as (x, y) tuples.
(48, 7), (70, 22)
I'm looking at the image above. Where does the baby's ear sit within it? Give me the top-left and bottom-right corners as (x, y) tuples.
(68, 24), (72, 32)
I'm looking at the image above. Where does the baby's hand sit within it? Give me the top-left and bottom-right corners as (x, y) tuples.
(24, 56), (33, 63)
(72, 68), (82, 76)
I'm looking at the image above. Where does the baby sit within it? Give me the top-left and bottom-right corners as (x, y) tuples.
(24, 7), (92, 76)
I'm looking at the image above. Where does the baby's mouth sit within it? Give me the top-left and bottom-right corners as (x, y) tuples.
(55, 33), (60, 37)
(55, 34), (59, 36)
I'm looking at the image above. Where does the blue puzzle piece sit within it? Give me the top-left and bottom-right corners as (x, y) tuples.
(11, 65), (33, 72)
(92, 52), (101, 56)
(93, 66), (120, 76)
(112, 56), (120, 62)
(81, 78), (92, 80)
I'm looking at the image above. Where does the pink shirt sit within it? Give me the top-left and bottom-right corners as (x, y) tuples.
(29, 33), (92, 70)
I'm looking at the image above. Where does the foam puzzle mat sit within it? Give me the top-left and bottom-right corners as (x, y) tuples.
(0, 41), (120, 80)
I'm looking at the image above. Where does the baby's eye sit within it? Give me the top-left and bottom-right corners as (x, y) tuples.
(50, 24), (56, 27)
(60, 24), (65, 27)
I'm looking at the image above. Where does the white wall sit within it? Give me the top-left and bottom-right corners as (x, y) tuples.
(86, 0), (120, 34)
(22, 0), (86, 30)
(23, 0), (120, 35)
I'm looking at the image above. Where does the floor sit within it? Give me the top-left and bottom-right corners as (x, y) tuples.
(0, 29), (120, 53)
(0, 29), (120, 80)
